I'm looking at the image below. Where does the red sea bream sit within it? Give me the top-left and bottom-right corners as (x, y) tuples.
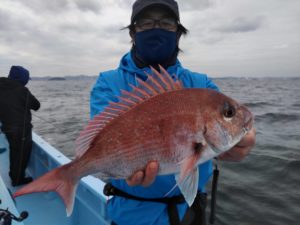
(14, 66), (253, 216)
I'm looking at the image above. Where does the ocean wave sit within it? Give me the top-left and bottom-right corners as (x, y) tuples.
(244, 101), (276, 108)
(255, 112), (300, 123)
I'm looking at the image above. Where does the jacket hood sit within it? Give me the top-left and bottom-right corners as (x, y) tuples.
(0, 77), (23, 90)
(118, 52), (185, 81)
(8, 66), (30, 86)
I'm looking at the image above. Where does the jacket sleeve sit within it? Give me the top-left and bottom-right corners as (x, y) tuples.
(205, 76), (219, 91)
(187, 71), (220, 91)
(27, 89), (40, 111)
(90, 74), (118, 119)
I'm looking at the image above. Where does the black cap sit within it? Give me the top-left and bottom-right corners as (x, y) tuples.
(131, 0), (180, 24)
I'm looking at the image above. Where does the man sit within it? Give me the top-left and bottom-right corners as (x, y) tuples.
(0, 66), (40, 186)
(90, 0), (256, 224)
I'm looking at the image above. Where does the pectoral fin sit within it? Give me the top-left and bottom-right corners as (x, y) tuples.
(175, 167), (199, 206)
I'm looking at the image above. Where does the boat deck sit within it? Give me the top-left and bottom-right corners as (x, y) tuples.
(0, 132), (110, 225)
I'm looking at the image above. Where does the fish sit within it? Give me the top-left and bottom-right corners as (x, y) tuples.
(14, 65), (253, 216)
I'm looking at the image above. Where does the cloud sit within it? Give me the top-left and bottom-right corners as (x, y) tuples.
(0, 0), (299, 77)
(21, 0), (70, 13)
(0, 8), (11, 32)
(213, 16), (264, 33)
(178, 0), (215, 11)
(73, 0), (102, 12)
(0, 0), (131, 73)
(19, 0), (102, 13)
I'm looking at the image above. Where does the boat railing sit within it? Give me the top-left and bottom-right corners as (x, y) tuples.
(27, 132), (111, 225)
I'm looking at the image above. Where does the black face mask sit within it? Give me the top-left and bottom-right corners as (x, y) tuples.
(133, 28), (177, 67)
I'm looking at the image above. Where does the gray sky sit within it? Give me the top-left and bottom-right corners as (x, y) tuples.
(0, 0), (299, 77)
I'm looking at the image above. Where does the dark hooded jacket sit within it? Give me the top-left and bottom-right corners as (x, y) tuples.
(0, 77), (40, 130)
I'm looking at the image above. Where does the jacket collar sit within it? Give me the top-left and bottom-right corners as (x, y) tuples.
(119, 52), (184, 81)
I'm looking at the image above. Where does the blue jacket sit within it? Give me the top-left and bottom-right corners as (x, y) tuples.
(90, 52), (219, 225)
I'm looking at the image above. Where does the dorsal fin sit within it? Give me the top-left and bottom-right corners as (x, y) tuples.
(75, 66), (183, 158)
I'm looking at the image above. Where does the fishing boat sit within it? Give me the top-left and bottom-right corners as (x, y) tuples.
(0, 130), (110, 225)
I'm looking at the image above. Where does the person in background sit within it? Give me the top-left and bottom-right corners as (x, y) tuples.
(90, 0), (256, 224)
(0, 66), (40, 186)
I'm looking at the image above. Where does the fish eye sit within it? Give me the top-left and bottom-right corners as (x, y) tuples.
(223, 102), (236, 118)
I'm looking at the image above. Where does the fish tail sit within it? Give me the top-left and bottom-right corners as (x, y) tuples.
(13, 163), (79, 216)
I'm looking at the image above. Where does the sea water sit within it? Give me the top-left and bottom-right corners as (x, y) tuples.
(27, 76), (300, 225)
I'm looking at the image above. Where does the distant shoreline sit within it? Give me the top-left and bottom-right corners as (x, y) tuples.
(29, 76), (300, 81)
(48, 77), (66, 81)
(31, 75), (97, 81)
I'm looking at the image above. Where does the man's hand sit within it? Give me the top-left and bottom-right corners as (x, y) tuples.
(218, 127), (256, 161)
(126, 161), (159, 187)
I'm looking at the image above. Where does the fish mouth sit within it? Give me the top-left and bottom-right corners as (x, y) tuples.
(241, 105), (254, 133)
(206, 127), (251, 156)
(243, 114), (254, 133)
